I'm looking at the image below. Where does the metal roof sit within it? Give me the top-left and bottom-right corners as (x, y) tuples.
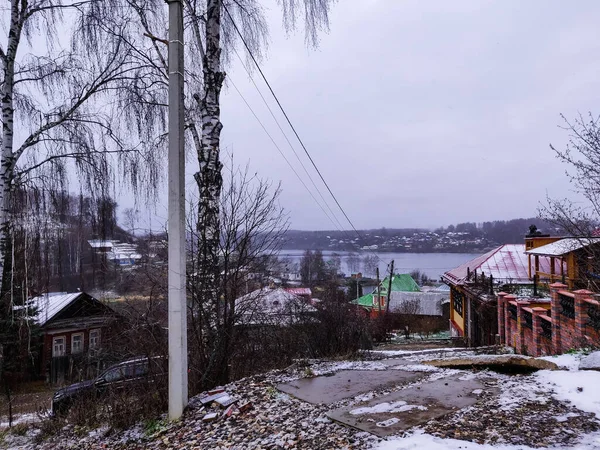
(88, 240), (116, 248)
(525, 238), (600, 257)
(389, 292), (448, 316)
(236, 288), (316, 325)
(443, 244), (551, 285)
(285, 287), (312, 296)
(28, 292), (84, 326)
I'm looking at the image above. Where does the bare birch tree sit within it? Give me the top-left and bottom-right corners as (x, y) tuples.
(0, 0), (162, 405)
(85, 0), (335, 392)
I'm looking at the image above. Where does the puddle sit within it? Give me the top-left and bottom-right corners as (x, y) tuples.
(277, 370), (423, 405)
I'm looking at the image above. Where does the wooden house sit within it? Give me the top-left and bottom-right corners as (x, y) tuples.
(525, 237), (600, 289)
(27, 292), (118, 383)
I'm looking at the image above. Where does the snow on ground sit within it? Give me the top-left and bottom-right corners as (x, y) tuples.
(372, 430), (600, 450)
(0, 413), (40, 429)
(311, 360), (388, 375)
(537, 369), (600, 417)
(350, 401), (428, 415)
(496, 374), (551, 411)
(368, 348), (467, 357)
(390, 364), (441, 372)
(539, 353), (582, 371)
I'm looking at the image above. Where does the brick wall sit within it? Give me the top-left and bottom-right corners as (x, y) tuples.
(498, 284), (600, 356)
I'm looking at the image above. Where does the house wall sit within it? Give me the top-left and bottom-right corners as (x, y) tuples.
(41, 326), (107, 382)
(450, 287), (465, 336)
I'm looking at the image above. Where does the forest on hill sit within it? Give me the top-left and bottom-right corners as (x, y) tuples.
(279, 218), (560, 252)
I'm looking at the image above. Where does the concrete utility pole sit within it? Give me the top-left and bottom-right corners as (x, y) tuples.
(167, 0), (187, 420)
(376, 267), (381, 315)
(385, 260), (394, 315)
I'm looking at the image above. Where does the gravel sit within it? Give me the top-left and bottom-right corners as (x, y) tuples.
(5, 352), (600, 450)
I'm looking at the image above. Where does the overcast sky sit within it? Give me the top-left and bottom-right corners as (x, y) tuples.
(128, 0), (600, 232)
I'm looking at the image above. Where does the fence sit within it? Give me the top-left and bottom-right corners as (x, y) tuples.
(497, 285), (600, 356)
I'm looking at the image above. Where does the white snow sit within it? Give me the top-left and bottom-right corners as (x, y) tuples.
(0, 413), (39, 429)
(539, 353), (581, 371)
(496, 375), (550, 411)
(537, 369), (600, 417)
(579, 351), (600, 371)
(555, 412), (580, 423)
(350, 401), (428, 415)
(372, 430), (600, 450)
(311, 360), (387, 375)
(391, 364), (440, 372)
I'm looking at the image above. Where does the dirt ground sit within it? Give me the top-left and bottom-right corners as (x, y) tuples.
(1, 381), (54, 422)
(374, 338), (461, 351)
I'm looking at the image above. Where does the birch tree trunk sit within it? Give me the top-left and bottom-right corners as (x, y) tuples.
(194, 0), (226, 385)
(0, 0), (24, 302)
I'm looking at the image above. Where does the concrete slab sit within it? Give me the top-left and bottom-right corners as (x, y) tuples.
(277, 370), (423, 405)
(327, 374), (496, 437)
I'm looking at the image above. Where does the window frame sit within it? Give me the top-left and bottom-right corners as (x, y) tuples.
(52, 336), (66, 357)
(89, 328), (101, 350)
(71, 332), (84, 354)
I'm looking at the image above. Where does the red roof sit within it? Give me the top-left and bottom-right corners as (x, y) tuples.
(284, 287), (312, 296)
(443, 244), (552, 286)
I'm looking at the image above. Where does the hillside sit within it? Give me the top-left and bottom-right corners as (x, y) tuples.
(279, 218), (560, 253)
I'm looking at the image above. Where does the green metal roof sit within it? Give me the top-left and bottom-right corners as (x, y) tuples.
(351, 273), (420, 307)
(379, 273), (421, 294)
(352, 293), (375, 307)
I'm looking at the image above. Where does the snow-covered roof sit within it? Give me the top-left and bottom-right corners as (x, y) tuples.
(389, 291), (448, 316)
(88, 240), (116, 249)
(236, 287), (316, 325)
(443, 244), (551, 285)
(28, 292), (84, 326)
(525, 238), (600, 257)
(285, 287), (312, 296)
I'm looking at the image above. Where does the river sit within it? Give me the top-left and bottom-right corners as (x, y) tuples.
(277, 250), (479, 281)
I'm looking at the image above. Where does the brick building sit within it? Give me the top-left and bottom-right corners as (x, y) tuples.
(497, 284), (600, 356)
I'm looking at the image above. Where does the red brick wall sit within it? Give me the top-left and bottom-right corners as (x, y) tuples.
(499, 285), (600, 357)
(522, 322), (534, 355)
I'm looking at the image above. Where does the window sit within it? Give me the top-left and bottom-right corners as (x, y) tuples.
(71, 333), (84, 354)
(103, 367), (126, 382)
(52, 337), (66, 357)
(89, 329), (101, 350)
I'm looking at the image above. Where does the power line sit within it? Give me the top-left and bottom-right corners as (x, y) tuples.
(227, 76), (344, 233)
(230, 46), (346, 233)
(223, 4), (390, 267)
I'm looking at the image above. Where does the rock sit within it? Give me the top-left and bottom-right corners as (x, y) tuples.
(422, 355), (558, 373)
(579, 351), (600, 371)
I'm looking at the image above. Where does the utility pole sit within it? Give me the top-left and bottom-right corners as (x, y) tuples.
(376, 267), (381, 316)
(385, 260), (394, 315)
(167, 0), (187, 420)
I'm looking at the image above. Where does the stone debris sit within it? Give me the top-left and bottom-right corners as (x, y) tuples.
(201, 412), (219, 423)
(9, 350), (600, 450)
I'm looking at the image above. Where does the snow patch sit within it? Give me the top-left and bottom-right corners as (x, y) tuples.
(537, 369), (600, 417)
(350, 400), (428, 415)
(555, 412), (580, 423)
(372, 430), (600, 450)
(312, 360), (387, 375)
(539, 353), (581, 371)
(391, 364), (440, 372)
(497, 376), (550, 411)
